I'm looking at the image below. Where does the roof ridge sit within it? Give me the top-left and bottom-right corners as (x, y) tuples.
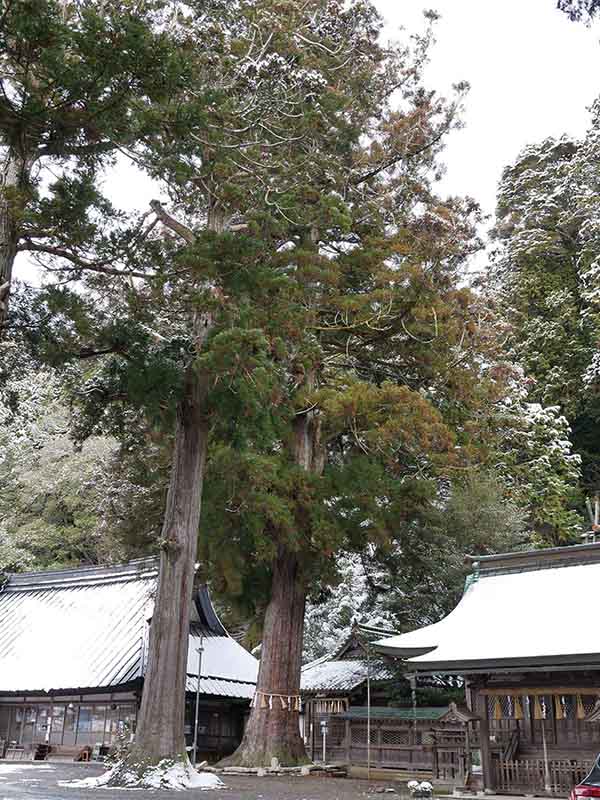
(465, 542), (600, 574)
(4, 556), (159, 591)
(301, 653), (332, 671)
(356, 624), (399, 636)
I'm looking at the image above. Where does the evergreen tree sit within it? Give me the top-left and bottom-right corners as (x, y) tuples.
(491, 121), (600, 526)
(11, 0), (465, 776)
(0, 0), (184, 333)
(184, 2), (483, 763)
(0, 364), (166, 572)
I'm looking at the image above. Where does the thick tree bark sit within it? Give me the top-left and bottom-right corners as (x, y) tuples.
(0, 149), (26, 333)
(226, 544), (308, 767)
(108, 368), (209, 781)
(226, 408), (324, 766)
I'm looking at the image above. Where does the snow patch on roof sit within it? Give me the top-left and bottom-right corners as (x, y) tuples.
(0, 559), (257, 697)
(301, 658), (393, 692)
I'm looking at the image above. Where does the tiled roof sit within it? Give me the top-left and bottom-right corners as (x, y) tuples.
(0, 558), (258, 698)
(301, 657), (393, 693)
(185, 676), (256, 700)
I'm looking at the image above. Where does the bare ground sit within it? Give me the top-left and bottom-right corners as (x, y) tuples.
(0, 762), (408, 800)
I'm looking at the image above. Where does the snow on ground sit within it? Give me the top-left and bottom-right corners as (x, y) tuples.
(59, 760), (225, 791)
(0, 763), (55, 776)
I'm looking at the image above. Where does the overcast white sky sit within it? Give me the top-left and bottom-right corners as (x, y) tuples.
(378, 0), (600, 220)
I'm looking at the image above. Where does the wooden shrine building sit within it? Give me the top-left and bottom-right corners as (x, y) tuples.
(300, 623), (398, 759)
(300, 623), (475, 775)
(376, 542), (600, 796)
(0, 558), (258, 762)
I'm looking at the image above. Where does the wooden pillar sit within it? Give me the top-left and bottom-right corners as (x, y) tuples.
(549, 691), (558, 747)
(432, 731), (439, 779)
(529, 692), (536, 746)
(465, 678), (473, 712)
(465, 722), (472, 779)
(476, 688), (495, 792)
(345, 719), (350, 763)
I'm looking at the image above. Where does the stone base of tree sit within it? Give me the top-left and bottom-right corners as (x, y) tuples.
(219, 737), (310, 769)
(208, 763), (348, 778)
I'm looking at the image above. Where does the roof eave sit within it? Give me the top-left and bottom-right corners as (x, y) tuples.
(407, 652), (600, 676)
(465, 541), (600, 572)
(374, 644), (437, 658)
(194, 585), (228, 637)
(0, 678), (144, 697)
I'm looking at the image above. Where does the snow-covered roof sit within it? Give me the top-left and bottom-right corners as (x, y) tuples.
(186, 627), (258, 699)
(301, 657), (393, 693)
(185, 676), (255, 700)
(0, 558), (157, 693)
(375, 542), (600, 673)
(301, 623), (396, 694)
(0, 557), (258, 698)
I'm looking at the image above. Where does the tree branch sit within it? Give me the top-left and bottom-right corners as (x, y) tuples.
(352, 127), (448, 187)
(150, 199), (196, 244)
(21, 241), (152, 279)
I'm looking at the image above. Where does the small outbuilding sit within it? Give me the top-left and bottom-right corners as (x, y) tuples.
(301, 622), (397, 756)
(0, 558), (257, 762)
(301, 622), (466, 771)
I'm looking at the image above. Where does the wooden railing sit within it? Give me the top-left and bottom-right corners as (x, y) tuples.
(495, 758), (594, 796)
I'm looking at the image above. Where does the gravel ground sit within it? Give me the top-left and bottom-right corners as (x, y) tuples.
(0, 762), (406, 800)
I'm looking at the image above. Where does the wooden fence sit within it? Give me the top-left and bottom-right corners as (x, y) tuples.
(494, 758), (594, 795)
(311, 718), (436, 771)
(310, 717), (473, 780)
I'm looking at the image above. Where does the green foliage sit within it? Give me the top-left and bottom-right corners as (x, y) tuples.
(0, 362), (168, 573)
(1, 0), (185, 160)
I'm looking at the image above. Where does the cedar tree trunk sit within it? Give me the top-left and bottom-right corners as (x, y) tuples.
(224, 544), (308, 766)
(0, 149), (26, 333)
(226, 409), (324, 766)
(108, 351), (211, 782)
(106, 205), (221, 784)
